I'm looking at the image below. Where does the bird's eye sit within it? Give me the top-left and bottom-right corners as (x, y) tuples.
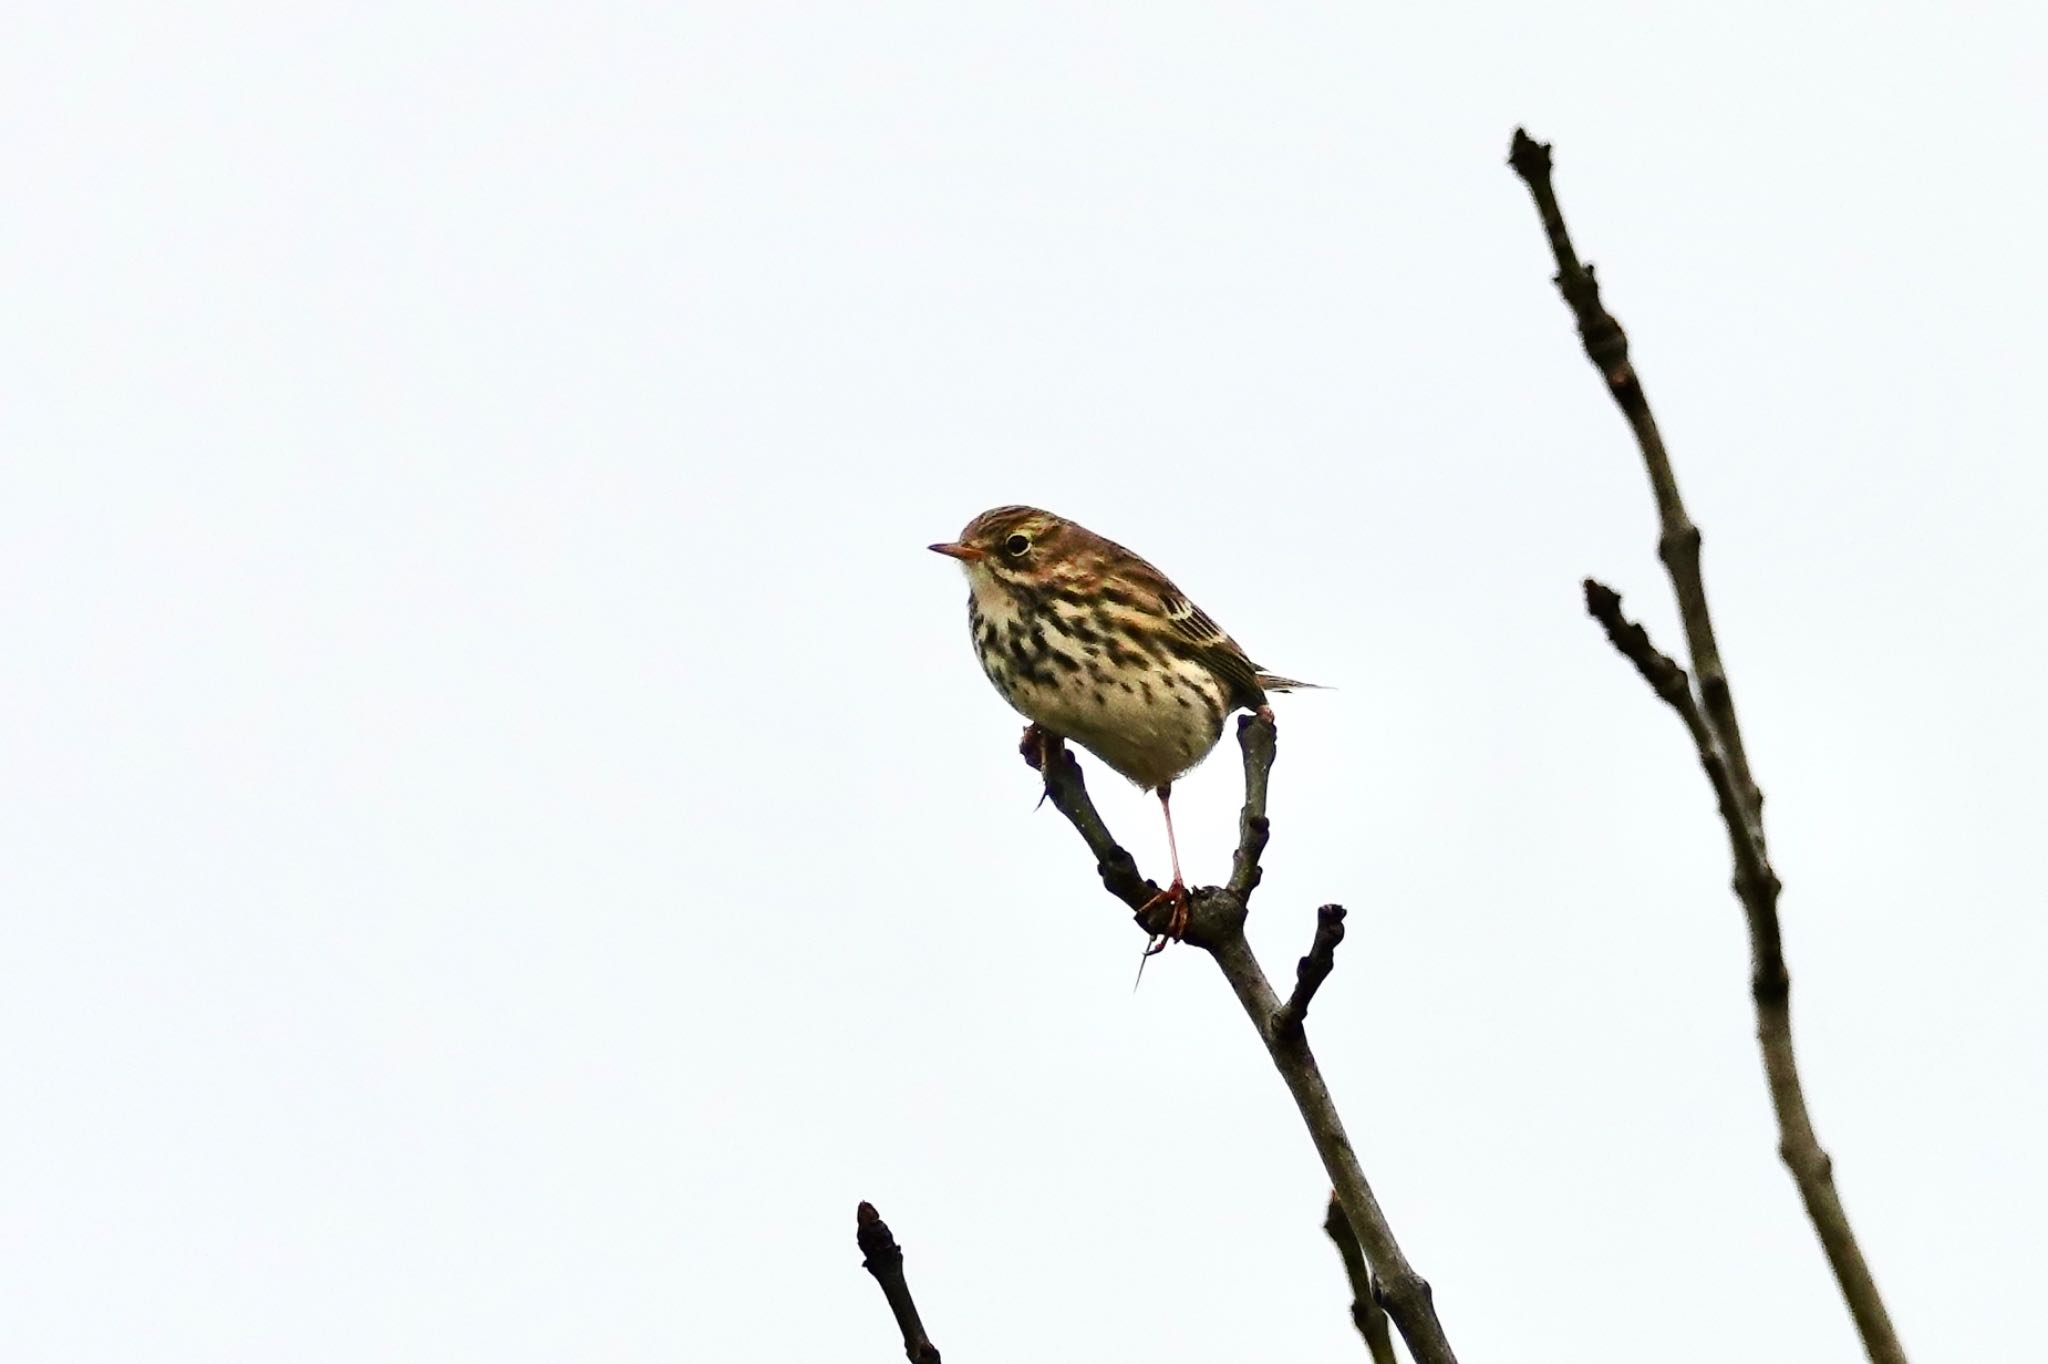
(1004, 533), (1031, 557)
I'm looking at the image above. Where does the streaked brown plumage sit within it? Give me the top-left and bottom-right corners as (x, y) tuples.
(930, 505), (1315, 943)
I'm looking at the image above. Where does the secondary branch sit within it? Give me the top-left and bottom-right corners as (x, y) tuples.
(1277, 904), (1348, 1038)
(1512, 127), (1907, 1364)
(1325, 1192), (1400, 1364)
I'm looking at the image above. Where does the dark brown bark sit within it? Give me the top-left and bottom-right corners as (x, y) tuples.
(856, 1202), (942, 1363)
(1277, 904), (1347, 1038)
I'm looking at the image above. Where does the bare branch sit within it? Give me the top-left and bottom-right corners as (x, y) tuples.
(1276, 904), (1348, 1038)
(1036, 716), (1460, 1364)
(856, 1202), (942, 1364)
(1515, 128), (1908, 1364)
(1583, 581), (1769, 892)
(1227, 711), (1275, 901)
(1505, 130), (1760, 834)
(1025, 730), (1159, 915)
(1324, 1192), (1399, 1364)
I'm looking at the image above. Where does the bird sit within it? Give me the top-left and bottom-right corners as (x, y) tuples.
(930, 505), (1315, 946)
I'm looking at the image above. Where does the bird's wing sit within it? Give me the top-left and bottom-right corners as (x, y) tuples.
(1159, 589), (1266, 706)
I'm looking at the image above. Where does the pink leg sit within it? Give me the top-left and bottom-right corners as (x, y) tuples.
(1139, 783), (1192, 952)
(1158, 784), (1185, 890)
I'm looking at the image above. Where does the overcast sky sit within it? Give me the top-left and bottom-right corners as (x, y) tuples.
(3, 4), (2043, 1361)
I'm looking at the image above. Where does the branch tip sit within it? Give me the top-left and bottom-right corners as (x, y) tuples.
(1583, 579), (1698, 711)
(1277, 903), (1347, 1037)
(855, 1202), (942, 1363)
(1506, 126), (1550, 178)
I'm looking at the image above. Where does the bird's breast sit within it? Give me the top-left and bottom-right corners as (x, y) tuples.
(965, 578), (1229, 789)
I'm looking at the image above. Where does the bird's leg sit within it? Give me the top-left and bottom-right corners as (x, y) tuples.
(1138, 783), (1192, 954)
(1158, 784), (1186, 892)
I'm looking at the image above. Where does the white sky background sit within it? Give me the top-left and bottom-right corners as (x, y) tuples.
(2, 3), (2043, 1360)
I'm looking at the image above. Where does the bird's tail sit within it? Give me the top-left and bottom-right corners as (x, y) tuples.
(1256, 672), (1325, 693)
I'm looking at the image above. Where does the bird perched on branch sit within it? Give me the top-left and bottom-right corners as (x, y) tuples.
(930, 505), (1316, 947)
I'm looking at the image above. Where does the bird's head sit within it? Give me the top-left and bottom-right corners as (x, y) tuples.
(928, 505), (1074, 586)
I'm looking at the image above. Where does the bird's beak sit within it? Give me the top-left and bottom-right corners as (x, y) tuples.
(928, 542), (985, 562)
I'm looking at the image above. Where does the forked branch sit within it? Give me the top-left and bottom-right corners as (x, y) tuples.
(1034, 714), (1458, 1364)
(1512, 127), (1907, 1364)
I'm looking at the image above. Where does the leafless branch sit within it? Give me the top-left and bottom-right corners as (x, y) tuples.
(856, 1202), (942, 1363)
(1324, 1192), (1400, 1364)
(1582, 582), (1762, 865)
(1025, 730), (1159, 915)
(1035, 715), (1459, 1364)
(1277, 904), (1348, 1038)
(1512, 127), (1908, 1364)
(1227, 710), (1275, 899)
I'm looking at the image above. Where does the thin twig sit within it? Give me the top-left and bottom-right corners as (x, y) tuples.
(1324, 1192), (1399, 1364)
(1505, 130), (1760, 836)
(1513, 128), (1907, 1364)
(856, 1202), (942, 1363)
(1583, 582), (1773, 945)
(1277, 904), (1348, 1038)
(1036, 717), (1459, 1364)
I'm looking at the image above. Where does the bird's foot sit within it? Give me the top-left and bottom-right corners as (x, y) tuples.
(1018, 724), (1065, 807)
(1138, 879), (1192, 955)
(1020, 723), (1063, 771)
(1018, 723), (1049, 769)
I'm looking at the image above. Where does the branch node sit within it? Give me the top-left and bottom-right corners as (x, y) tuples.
(1149, 883), (1247, 953)
(1657, 521), (1703, 567)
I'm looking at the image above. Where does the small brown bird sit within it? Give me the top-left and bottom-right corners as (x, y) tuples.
(930, 505), (1315, 942)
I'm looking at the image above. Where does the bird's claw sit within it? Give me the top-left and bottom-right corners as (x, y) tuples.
(1138, 880), (1192, 954)
(1019, 723), (1061, 771)
(1020, 724), (1064, 808)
